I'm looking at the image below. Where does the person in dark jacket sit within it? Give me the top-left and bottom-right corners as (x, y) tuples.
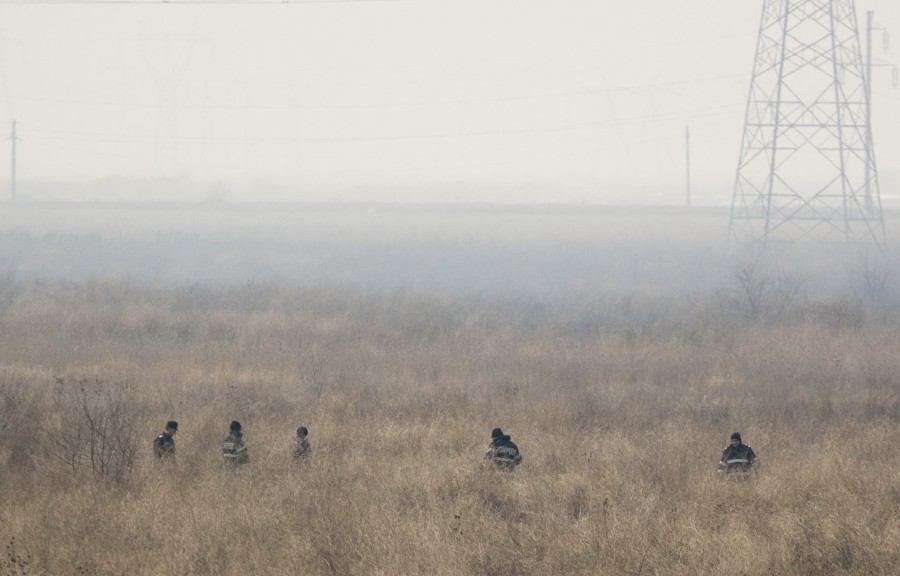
(222, 420), (248, 466)
(718, 432), (758, 479)
(152, 420), (178, 459)
(485, 427), (522, 469)
(293, 426), (311, 460)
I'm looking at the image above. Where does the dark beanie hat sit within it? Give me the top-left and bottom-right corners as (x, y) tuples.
(230, 420), (242, 432)
(730, 432), (742, 441)
(297, 426), (308, 437)
(166, 420), (178, 431)
(491, 427), (504, 439)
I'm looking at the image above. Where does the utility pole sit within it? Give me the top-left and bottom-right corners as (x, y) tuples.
(865, 10), (874, 212)
(685, 123), (691, 207)
(9, 120), (15, 202)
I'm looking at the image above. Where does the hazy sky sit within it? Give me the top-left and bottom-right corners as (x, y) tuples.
(0, 0), (897, 204)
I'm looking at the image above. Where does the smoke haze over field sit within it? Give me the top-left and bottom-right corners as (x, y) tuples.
(2, 203), (898, 310)
(1, 203), (729, 292)
(0, 0), (898, 205)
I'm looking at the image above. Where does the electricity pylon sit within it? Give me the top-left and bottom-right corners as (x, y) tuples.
(728, 0), (886, 251)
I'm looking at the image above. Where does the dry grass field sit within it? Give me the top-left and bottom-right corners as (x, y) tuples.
(1, 202), (900, 575)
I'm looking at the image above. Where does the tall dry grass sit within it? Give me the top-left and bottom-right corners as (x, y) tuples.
(0, 270), (899, 576)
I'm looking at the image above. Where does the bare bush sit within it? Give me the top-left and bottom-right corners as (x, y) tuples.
(43, 377), (140, 484)
(0, 370), (48, 477)
(849, 253), (899, 310)
(730, 257), (806, 322)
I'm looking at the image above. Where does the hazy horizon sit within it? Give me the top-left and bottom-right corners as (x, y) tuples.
(1, 0), (897, 206)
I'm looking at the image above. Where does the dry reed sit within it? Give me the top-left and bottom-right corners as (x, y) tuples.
(0, 269), (899, 575)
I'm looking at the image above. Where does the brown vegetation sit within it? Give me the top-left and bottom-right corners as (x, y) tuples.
(1, 204), (900, 575)
(0, 265), (899, 575)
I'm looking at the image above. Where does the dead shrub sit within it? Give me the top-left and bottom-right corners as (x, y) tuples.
(43, 377), (140, 484)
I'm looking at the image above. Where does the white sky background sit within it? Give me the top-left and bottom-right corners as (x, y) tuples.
(0, 0), (898, 204)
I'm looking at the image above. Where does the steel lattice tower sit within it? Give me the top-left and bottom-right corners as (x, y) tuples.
(728, 0), (885, 250)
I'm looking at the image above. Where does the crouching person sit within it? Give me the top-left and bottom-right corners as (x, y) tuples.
(485, 427), (522, 470)
(222, 420), (249, 467)
(293, 426), (311, 460)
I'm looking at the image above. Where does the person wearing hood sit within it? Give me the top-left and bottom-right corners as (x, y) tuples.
(718, 432), (758, 478)
(485, 427), (522, 469)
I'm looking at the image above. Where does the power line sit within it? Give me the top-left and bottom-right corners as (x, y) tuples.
(6, 73), (745, 112)
(0, 0), (406, 4)
(17, 101), (743, 146)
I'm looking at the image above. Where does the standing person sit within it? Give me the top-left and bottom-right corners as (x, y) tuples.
(152, 420), (178, 459)
(293, 426), (311, 460)
(718, 432), (758, 479)
(485, 427), (522, 469)
(222, 420), (248, 466)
